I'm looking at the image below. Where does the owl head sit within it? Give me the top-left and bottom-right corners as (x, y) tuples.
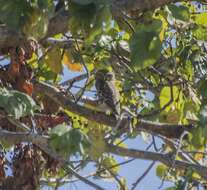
(95, 69), (115, 81)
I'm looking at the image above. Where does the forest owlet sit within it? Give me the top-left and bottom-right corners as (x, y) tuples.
(95, 69), (120, 118)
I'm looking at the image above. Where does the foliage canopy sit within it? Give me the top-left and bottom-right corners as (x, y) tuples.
(0, 0), (207, 189)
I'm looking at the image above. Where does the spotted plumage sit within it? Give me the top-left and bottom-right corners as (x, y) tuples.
(95, 69), (120, 118)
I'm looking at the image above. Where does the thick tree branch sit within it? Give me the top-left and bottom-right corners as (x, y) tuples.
(106, 144), (207, 180)
(33, 80), (193, 139)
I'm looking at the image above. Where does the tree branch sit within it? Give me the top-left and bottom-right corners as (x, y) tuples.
(33, 80), (193, 139)
(106, 144), (207, 181)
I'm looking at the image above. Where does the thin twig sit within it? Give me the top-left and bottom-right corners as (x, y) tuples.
(7, 117), (30, 131)
(138, 81), (174, 118)
(40, 158), (135, 186)
(74, 39), (90, 103)
(131, 161), (155, 190)
(60, 73), (88, 86)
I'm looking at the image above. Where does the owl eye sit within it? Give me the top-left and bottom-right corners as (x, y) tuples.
(105, 73), (113, 81)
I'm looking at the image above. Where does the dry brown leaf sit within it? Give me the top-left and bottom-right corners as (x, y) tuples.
(14, 78), (33, 96)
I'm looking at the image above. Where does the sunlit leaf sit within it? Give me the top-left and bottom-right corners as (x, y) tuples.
(194, 12), (207, 27)
(194, 148), (205, 161)
(45, 47), (63, 74)
(156, 164), (168, 178)
(159, 86), (178, 111)
(192, 25), (207, 40)
(87, 122), (107, 160)
(102, 156), (120, 176)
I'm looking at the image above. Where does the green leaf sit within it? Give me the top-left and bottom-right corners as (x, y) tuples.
(71, 0), (94, 5)
(69, 2), (97, 34)
(85, 5), (111, 44)
(198, 79), (207, 99)
(0, 88), (38, 119)
(164, 187), (176, 190)
(0, 0), (30, 30)
(45, 47), (63, 74)
(22, 8), (49, 39)
(0, 139), (13, 150)
(192, 25), (207, 40)
(190, 128), (205, 148)
(37, 60), (61, 81)
(49, 124), (70, 137)
(159, 86), (178, 112)
(102, 156), (120, 175)
(156, 164), (168, 178)
(49, 126), (91, 157)
(37, 0), (53, 10)
(0, 0), (52, 34)
(130, 20), (162, 70)
(168, 4), (190, 21)
(199, 105), (207, 128)
(69, 1), (111, 43)
(194, 12), (207, 27)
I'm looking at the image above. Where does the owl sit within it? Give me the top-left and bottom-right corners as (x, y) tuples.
(95, 69), (120, 118)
